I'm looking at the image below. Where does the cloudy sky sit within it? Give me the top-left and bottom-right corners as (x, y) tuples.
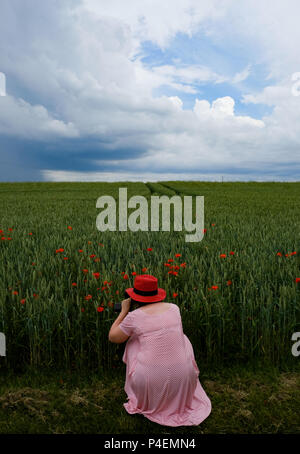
(0, 0), (300, 182)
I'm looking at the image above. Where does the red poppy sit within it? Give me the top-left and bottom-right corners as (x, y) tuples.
(290, 252), (297, 256)
(229, 251), (235, 256)
(108, 301), (114, 308)
(93, 272), (100, 279)
(173, 292), (178, 298)
(81, 308), (85, 312)
(0, 230), (3, 234)
(20, 298), (26, 304)
(78, 249), (83, 253)
(7, 237), (12, 241)
(227, 280), (232, 286)
(132, 271), (137, 275)
(55, 248), (64, 253)
(142, 267), (147, 272)
(99, 243), (104, 246)
(90, 254), (96, 258)
(29, 232), (33, 236)
(97, 307), (104, 312)
(147, 248), (152, 251)
(94, 258), (101, 262)
(211, 223), (215, 227)
(1, 237), (5, 241)
(168, 259), (174, 263)
(103, 280), (108, 285)
(220, 254), (226, 258)
(296, 278), (300, 283)
(33, 293), (39, 299)
(8, 228), (13, 232)
(13, 291), (18, 295)
(88, 241), (92, 244)
(82, 269), (89, 274)
(180, 262), (186, 268)
(84, 295), (92, 301)
(123, 274), (129, 280)
(32, 262), (36, 266)
(276, 252), (282, 257)
(175, 253), (181, 257)
(116, 290), (119, 295)
(67, 226), (72, 230)
(164, 263), (171, 267)
(203, 229), (207, 233)
(211, 285), (219, 290)
(72, 283), (77, 287)
(63, 257), (68, 260)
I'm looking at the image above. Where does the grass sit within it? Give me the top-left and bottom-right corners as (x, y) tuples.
(0, 363), (299, 434)
(0, 181), (299, 371)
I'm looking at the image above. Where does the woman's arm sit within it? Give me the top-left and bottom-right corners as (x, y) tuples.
(108, 298), (131, 343)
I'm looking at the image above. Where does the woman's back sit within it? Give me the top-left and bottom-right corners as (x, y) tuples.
(119, 302), (211, 427)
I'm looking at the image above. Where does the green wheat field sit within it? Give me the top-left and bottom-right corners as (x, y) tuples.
(0, 181), (299, 374)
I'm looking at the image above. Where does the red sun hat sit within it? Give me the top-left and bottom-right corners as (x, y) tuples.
(126, 274), (166, 303)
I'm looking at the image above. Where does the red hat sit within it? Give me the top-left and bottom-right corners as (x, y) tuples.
(126, 274), (166, 303)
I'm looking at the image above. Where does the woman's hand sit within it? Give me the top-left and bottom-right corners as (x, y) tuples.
(121, 297), (131, 313)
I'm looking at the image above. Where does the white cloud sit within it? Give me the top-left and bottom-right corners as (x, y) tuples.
(0, 0), (299, 181)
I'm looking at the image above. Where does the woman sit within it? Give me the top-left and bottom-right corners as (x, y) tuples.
(108, 274), (211, 427)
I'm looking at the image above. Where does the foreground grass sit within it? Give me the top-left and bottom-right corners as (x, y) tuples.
(0, 364), (299, 434)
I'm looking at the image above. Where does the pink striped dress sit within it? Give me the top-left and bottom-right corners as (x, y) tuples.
(119, 303), (211, 427)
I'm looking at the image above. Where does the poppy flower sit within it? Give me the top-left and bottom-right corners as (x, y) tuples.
(72, 283), (77, 287)
(164, 263), (171, 267)
(82, 269), (89, 274)
(94, 258), (101, 262)
(180, 262), (186, 268)
(123, 274), (129, 280)
(229, 251), (235, 256)
(99, 243), (104, 246)
(227, 280), (232, 286)
(175, 253), (181, 257)
(203, 229), (207, 233)
(147, 248), (152, 251)
(29, 232), (33, 236)
(90, 254), (96, 258)
(67, 226), (72, 230)
(93, 272), (100, 279)
(168, 259), (174, 263)
(13, 291), (18, 295)
(132, 271), (137, 275)
(8, 228), (13, 232)
(84, 295), (92, 301)
(173, 292), (178, 298)
(211, 285), (219, 290)
(97, 307), (104, 312)
(0, 230), (3, 234)
(296, 278), (300, 283)
(1, 237), (5, 241)
(33, 293), (39, 299)
(220, 254), (226, 258)
(7, 237), (12, 241)
(116, 290), (119, 295)
(290, 252), (297, 256)
(276, 252), (282, 257)
(78, 249), (83, 253)
(32, 262), (36, 266)
(108, 301), (114, 308)
(20, 299), (26, 304)
(63, 257), (68, 260)
(88, 241), (92, 244)
(55, 248), (64, 253)
(142, 267), (147, 272)
(81, 308), (85, 312)
(211, 223), (215, 227)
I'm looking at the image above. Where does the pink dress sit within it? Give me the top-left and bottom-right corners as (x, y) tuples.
(119, 303), (211, 427)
